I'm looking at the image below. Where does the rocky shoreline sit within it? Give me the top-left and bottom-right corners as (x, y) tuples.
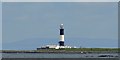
(2, 58), (119, 60)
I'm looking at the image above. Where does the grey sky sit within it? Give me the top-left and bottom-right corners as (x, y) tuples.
(0, 2), (2, 50)
(2, 2), (118, 49)
(2, 0), (120, 2)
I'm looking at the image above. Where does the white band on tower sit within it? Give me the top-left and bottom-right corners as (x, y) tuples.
(60, 35), (64, 41)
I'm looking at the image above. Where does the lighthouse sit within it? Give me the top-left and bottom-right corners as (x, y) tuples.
(37, 24), (74, 50)
(59, 24), (64, 46)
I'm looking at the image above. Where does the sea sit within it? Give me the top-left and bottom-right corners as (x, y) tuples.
(1, 53), (119, 60)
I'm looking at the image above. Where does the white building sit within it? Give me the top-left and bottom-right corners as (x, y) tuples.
(37, 45), (74, 50)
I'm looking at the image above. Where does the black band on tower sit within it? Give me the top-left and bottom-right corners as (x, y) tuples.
(60, 29), (64, 35)
(59, 41), (64, 46)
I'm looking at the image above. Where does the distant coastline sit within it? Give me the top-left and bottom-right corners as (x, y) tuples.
(1, 48), (119, 53)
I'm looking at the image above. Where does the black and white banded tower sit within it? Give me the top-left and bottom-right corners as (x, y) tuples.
(59, 24), (64, 46)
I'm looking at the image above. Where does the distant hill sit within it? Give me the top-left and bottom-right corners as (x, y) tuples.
(2, 38), (117, 50)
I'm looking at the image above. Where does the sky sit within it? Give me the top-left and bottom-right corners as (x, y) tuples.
(2, 2), (118, 50)
(1, 0), (120, 2)
(0, 2), (2, 50)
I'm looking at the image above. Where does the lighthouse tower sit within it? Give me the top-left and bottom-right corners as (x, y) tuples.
(37, 24), (74, 50)
(59, 24), (64, 46)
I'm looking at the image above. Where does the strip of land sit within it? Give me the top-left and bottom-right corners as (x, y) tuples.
(1, 48), (119, 53)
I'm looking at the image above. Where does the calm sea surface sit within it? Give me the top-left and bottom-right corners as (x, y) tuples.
(2, 53), (118, 58)
(1, 53), (119, 60)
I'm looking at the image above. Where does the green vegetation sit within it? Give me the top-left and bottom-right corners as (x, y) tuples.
(64, 48), (119, 51)
(1, 48), (119, 53)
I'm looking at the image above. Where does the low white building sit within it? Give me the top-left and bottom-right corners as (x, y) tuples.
(37, 45), (74, 50)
